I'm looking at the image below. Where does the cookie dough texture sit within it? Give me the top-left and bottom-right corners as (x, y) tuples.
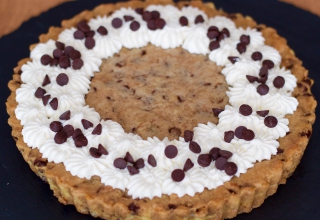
(6, 0), (316, 219)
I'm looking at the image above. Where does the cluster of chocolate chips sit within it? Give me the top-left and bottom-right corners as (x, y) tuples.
(73, 21), (96, 49)
(207, 26), (231, 51)
(178, 14), (205, 27)
(199, 148), (237, 175)
(112, 13), (141, 31)
(41, 41), (84, 70)
(236, 35), (250, 54)
(113, 152), (145, 175)
(170, 158), (195, 182)
(34, 72), (69, 110)
(135, 8), (166, 31)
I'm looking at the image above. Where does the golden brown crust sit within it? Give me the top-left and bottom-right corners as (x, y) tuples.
(6, 0), (316, 219)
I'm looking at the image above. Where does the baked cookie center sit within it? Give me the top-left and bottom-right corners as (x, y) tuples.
(86, 44), (228, 140)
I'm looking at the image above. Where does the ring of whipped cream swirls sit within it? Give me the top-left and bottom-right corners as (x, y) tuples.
(15, 5), (298, 199)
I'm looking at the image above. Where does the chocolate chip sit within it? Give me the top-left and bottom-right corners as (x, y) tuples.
(148, 154), (157, 167)
(50, 58), (59, 66)
(56, 73), (69, 86)
(89, 147), (102, 158)
(64, 46), (74, 57)
(147, 20), (156, 30)
(124, 152), (134, 163)
(69, 49), (81, 60)
(97, 26), (108, 35)
(179, 16), (188, 26)
(81, 119), (93, 129)
(123, 15), (134, 22)
(224, 131), (234, 143)
(49, 97), (58, 110)
(220, 28), (230, 38)
(85, 37), (95, 49)
(208, 26), (219, 32)
(239, 104), (252, 116)
(155, 18), (166, 29)
(171, 169), (185, 182)
(235, 126), (246, 139)
(74, 30), (85, 39)
(183, 158), (194, 172)
(135, 8), (143, 15)
(246, 75), (258, 83)
(92, 124), (102, 135)
(259, 65), (269, 77)
(258, 75), (268, 84)
(35, 87), (46, 98)
(264, 116), (278, 128)
(62, 125), (74, 138)
(85, 30), (95, 38)
(184, 130), (194, 142)
(54, 131), (67, 144)
(262, 60), (274, 69)
(209, 147), (220, 160)
(225, 162), (238, 175)
(240, 35), (250, 45)
(98, 144), (108, 155)
(207, 30), (219, 39)
(53, 49), (64, 59)
(40, 54), (52, 65)
(59, 55), (71, 69)
(72, 58), (84, 70)
(168, 204), (177, 210)
(42, 74), (51, 86)
(42, 95), (51, 106)
(257, 84), (269, 95)
(112, 18), (123, 28)
(228, 56), (239, 64)
(257, 110), (269, 117)
(114, 158), (127, 169)
(236, 42), (246, 54)
(219, 150), (233, 159)
(215, 157), (227, 170)
(209, 41), (220, 51)
(77, 21), (90, 33)
(165, 145), (178, 159)
(194, 15), (204, 24)
(134, 158), (145, 169)
(151, 10), (160, 19)
(242, 129), (255, 141)
(55, 41), (65, 50)
(251, 51), (263, 61)
(50, 121), (63, 132)
(142, 11), (152, 21)
(273, 76), (285, 88)
(130, 21), (140, 31)
(198, 154), (212, 167)
(74, 135), (88, 147)
(72, 128), (83, 139)
(127, 166), (139, 175)
(212, 108), (223, 116)
(128, 203), (140, 213)
(168, 127), (181, 137)
(300, 130), (312, 138)
(189, 141), (201, 154)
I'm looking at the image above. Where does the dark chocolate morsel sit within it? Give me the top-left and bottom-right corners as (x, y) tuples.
(81, 119), (93, 129)
(264, 116), (278, 128)
(220, 28), (230, 38)
(72, 128), (83, 140)
(50, 58), (59, 66)
(53, 49), (64, 59)
(77, 21), (90, 33)
(124, 152), (134, 164)
(127, 166), (140, 175)
(215, 157), (227, 170)
(194, 15), (204, 24)
(35, 87), (46, 98)
(184, 130), (194, 142)
(179, 16), (188, 26)
(258, 75), (268, 84)
(112, 18), (123, 28)
(98, 144), (108, 155)
(259, 65), (269, 77)
(147, 20), (156, 30)
(135, 8), (144, 15)
(97, 26), (108, 35)
(189, 141), (201, 154)
(240, 35), (250, 45)
(171, 169), (185, 182)
(42, 74), (51, 86)
(262, 60), (274, 69)
(208, 26), (219, 32)
(155, 18), (166, 29)
(257, 84), (269, 95)
(49, 97), (58, 110)
(50, 121), (63, 132)
(256, 110), (269, 117)
(40, 54), (52, 65)
(246, 75), (258, 83)
(148, 154), (157, 167)
(239, 104), (252, 116)
(130, 21), (140, 31)
(207, 30), (219, 39)
(183, 158), (194, 172)
(197, 154), (212, 167)
(114, 158), (127, 169)
(142, 11), (152, 21)
(55, 41), (65, 50)
(59, 110), (71, 120)
(224, 131), (234, 143)
(151, 10), (160, 19)
(64, 46), (74, 57)
(225, 162), (238, 175)
(54, 131), (67, 144)
(59, 55), (71, 69)
(219, 150), (233, 159)
(85, 30), (95, 38)
(92, 124), (102, 135)
(209, 41), (220, 51)
(242, 129), (255, 141)
(56, 73), (69, 86)
(89, 147), (102, 158)
(212, 108), (223, 116)
(235, 126), (246, 139)
(165, 145), (178, 159)
(62, 125), (74, 138)
(72, 58), (84, 70)
(251, 51), (263, 61)
(134, 158), (145, 169)
(228, 56), (239, 64)
(69, 49), (81, 60)
(85, 37), (95, 49)
(273, 76), (285, 88)
(236, 42), (246, 54)
(209, 147), (220, 160)
(74, 135), (88, 147)
(74, 30), (85, 39)
(42, 95), (51, 106)
(123, 15), (134, 22)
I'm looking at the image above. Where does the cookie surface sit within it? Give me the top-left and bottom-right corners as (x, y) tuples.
(5, 0), (312, 220)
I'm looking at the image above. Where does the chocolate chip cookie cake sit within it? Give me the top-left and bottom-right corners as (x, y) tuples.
(6, 0), (316, 219)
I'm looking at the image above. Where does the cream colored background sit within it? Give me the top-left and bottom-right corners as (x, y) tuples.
(0, 0), (319, 38)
